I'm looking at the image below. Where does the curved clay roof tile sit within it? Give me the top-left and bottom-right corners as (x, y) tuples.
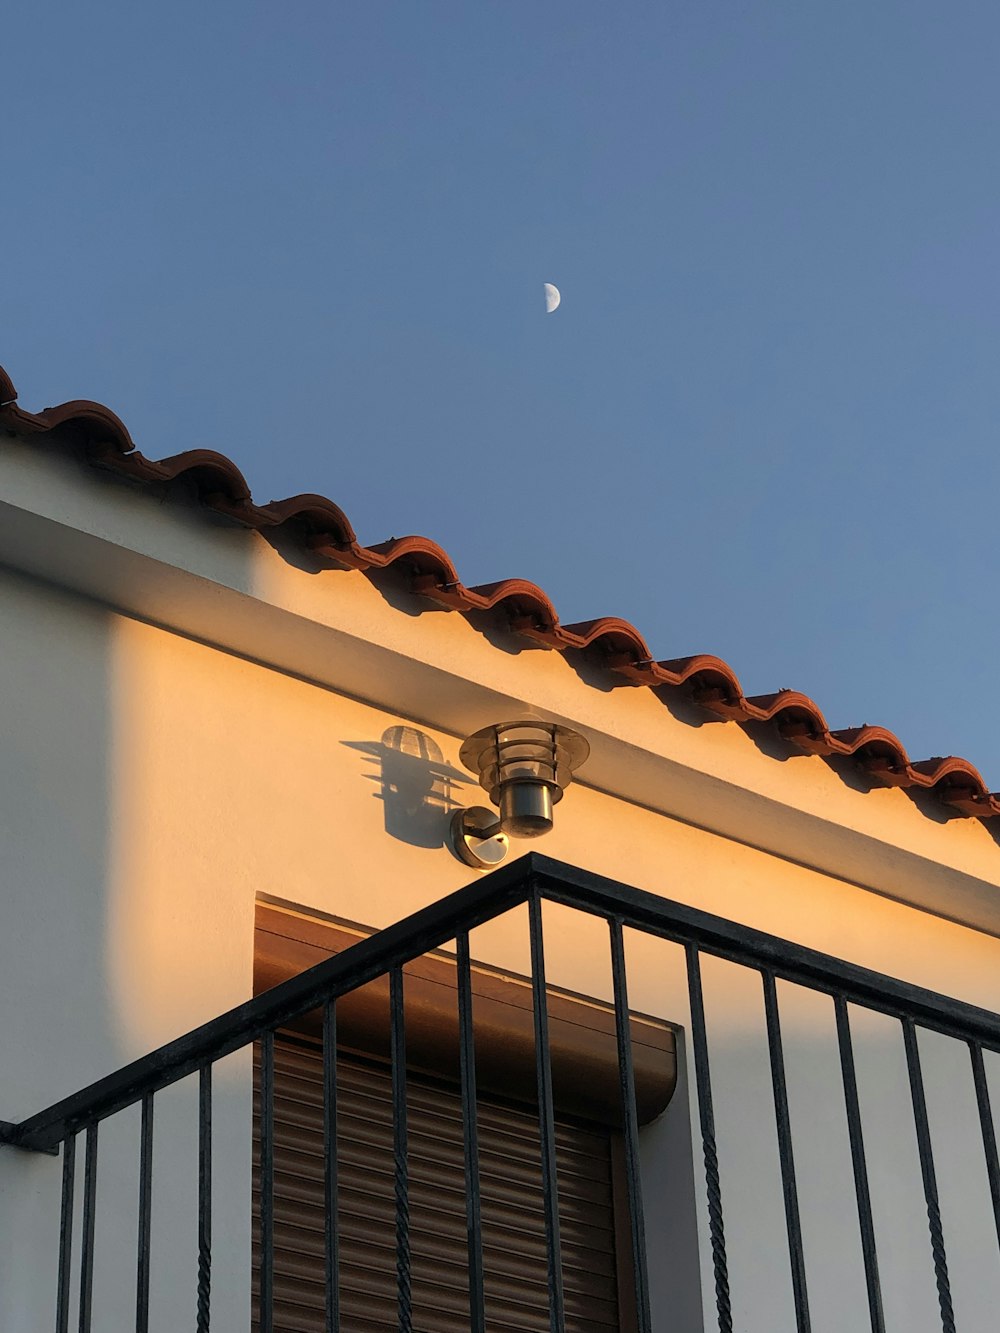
(1, 362), (997, 822)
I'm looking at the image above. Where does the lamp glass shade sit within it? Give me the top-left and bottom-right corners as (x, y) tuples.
(459, 721), (590, 837)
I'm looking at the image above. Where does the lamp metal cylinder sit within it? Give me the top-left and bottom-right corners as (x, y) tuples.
(499, 781), (554, 838)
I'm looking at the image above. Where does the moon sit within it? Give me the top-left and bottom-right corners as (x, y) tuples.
(543, 282), (561, 314)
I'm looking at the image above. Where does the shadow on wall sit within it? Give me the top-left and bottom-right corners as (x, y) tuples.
(343, 727), (472, 849)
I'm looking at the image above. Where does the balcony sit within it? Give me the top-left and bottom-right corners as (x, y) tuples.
(3, 853), (1000, 1332)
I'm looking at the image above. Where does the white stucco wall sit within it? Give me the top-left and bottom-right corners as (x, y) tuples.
(2, 442), (1000, 1330)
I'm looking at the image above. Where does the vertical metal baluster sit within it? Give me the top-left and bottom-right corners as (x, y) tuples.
(902, 1019), (954, 1333)
(55, 1133), (76, 1333)
(136, 1093), (154, 1333)
(970, 1041), (1000, 1255)
(761, 970), (811, 1333)
(323, 1000), (340, 1333)
(259, 1032), (275, 1333)
(609, 918), (651, 1333)
(390, 967), (412, 1333)
(685, 943), (732, 1333)
(833, 997), (885, 1333)
(457, 931), (486, 1333)
(197, 1067), (212, 1333)
(528, 889), (565, 1333)
(78, 1123), (98, 1333)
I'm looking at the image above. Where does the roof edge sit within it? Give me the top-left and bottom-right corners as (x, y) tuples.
(1, 362), (997, 823)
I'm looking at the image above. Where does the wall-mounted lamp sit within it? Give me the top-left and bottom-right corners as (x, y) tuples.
(449, 721), (590, 868)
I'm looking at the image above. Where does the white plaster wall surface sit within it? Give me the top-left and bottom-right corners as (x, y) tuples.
(0, 571), (252, 1331)
(3, 434), (1000, 937)
(2, 446), (1000, 1328)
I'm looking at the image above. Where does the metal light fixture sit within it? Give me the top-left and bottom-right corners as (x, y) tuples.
(450, 720), (590, 868)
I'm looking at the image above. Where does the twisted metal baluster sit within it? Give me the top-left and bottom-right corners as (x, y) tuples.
(902, 1019), (954, 1333)
(686, 943), (732, 1333)
(197, 1066), (212, 1333)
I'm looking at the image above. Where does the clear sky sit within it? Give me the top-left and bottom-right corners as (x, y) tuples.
(6, 3), (1000, 783)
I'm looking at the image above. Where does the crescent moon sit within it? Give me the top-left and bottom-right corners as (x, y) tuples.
(543, 283), (561, 314)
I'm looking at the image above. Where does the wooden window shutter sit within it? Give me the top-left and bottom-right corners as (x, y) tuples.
(252, 902), (677, 1333)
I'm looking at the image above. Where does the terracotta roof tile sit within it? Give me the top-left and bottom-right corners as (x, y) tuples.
(2, 363), (997, 821)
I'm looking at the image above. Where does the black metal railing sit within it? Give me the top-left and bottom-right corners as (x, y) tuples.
(3, 851), (1000, 1333)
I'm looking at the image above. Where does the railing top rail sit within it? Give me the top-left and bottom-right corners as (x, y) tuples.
(4, 862), (531, 1151)
(529, 857), (1000, 1047)
(4, 853), (1000, 1152)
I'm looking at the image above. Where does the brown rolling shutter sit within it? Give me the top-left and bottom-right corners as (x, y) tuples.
(252, 902), (672, 1333)
(253, 1036), (627, 1333)
(254, 904), (676, 1127)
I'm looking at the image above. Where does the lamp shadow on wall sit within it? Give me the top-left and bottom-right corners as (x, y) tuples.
(342, 727), (473, 849)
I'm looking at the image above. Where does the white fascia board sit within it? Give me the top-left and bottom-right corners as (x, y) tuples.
(1, 437), (999, 936)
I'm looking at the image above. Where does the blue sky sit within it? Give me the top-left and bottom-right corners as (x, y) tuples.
(6, 2), (1000, 781)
